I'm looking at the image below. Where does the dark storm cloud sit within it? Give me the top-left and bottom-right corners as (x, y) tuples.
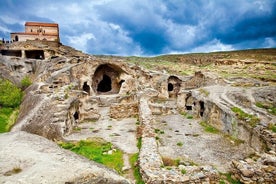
(0, 0), (275, 55)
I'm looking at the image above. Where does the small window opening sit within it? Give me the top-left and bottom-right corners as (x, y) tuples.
(168, 83), (174, 91)
(199, 101), (205, 117)
(82, 82), (90, 95)
(73, 112), (79, 120)
(186, 106), (192, 110)
(97, 74), (112, 92)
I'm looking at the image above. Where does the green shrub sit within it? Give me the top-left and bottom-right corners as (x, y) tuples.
(0, 79), (23, 107)
(20, 76), (32, 90)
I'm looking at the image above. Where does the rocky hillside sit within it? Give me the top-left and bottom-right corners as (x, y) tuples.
(0, 41), (275, 183)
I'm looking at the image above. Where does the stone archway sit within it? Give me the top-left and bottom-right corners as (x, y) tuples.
(15, 35), (19, 41)
(92, 64), (124, 94)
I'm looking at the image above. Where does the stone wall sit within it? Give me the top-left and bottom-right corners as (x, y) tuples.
(110, 102), (138, 119)
(231, 151), (276, 183)
(138, 93), (219, 183)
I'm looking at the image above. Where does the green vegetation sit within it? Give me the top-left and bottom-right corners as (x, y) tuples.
(200, 121), (220, 134)
(20, 76), (32, 90)
(0, 79), (23, 133)
(177, 142), (183, 147)
(268, 123), (276, 133)
(231, 107), (260, 127)
(181, 169), (187, 174)
(59, 140), (124, 173)
(0, 79), (23, 107)
(137, 137), (142, 150)
(199, 88), (210, 97)
(180, 111), (193, 119)
(0, 108), (14, 132)
(154, 128), (165, 134)
(186, 114), (193, 119)
(130, 153), (144, 184)
(219, 173), (242, 184)
(73, 126), (81, 131)
(256, 102), (276, 116)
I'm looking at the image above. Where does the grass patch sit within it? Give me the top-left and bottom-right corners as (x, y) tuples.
(20, 76), (32, 90)
(268, 123), (276, 133)
(177, 142), (183, 147)
(186, 115), (193, 119)
(181, 169), (187, 174)
(256, 102), (276, 116)
(0, 107), (19, 133)
(59, 139), (124, 173)
(200, 121), (220, 134)
(130, 153), (144, 184)
(231, 107), (260, 127)
(137, 137), (142, 150)
(0, 79), (23, 108)
(220, 173), (242, 184)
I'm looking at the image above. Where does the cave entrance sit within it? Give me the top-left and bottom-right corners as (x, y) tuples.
(97, 74), (112, 92)
(92, 64), (124, 94)
(73, 112), (79, 120)
(168, 83), (173, 91)
(186, 106), (192, 110)
(199, 101), (205, 117)
(167, 76), (182, 98)
(82, 82), (90, 95)
(25, 50), (44, 59)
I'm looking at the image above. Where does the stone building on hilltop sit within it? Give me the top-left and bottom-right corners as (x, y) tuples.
(10, 22), (60, 42)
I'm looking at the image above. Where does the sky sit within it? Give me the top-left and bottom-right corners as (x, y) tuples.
(0, 0), (276, 56)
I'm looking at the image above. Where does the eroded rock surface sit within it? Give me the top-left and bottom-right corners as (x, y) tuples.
(1, 41), (275, 183)
(0, 131), (130, 184)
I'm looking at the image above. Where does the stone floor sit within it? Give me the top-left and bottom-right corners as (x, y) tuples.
(153, 114), (255, 172)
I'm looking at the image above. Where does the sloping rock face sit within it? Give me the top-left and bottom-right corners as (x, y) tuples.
(0, 131), (130, 184)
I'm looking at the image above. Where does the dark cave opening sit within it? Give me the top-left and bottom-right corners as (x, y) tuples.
(168, 83), (174, 91)
(119, 80), (125, 85)
(97, 74), (112, 92)
(82, 82), (90, 95)
(186, 105), (192, 110)
(199, 101), (205, 117)
(73, 112), (79, 120)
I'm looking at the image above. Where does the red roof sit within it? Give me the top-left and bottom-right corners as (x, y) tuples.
(25, 22), (58, 27)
